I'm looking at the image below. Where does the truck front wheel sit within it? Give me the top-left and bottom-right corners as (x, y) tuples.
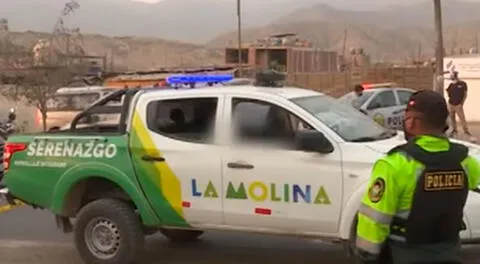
(74, 199), (145, 264)
(160, 229), (204, 243)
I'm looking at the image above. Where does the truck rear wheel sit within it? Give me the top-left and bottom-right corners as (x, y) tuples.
(160, 229), (204, 243)
(74, 199), (145, 264)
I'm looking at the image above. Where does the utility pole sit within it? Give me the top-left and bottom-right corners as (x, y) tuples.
(236, 0), (243, 77)
(475, 33), (478, 53)
(434, 0), (445, 96)
(418, 42), (422, 62)
(341, 28), (348, 70)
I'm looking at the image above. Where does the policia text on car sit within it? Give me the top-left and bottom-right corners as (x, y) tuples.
(355, 90), (480, 264)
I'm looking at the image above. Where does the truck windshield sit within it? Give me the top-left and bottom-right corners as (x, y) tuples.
(46, 93), (101, 111)
(291, 95), (394, 142)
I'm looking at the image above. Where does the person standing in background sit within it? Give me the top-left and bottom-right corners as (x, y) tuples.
(446, 71), (474, 140)
(354, 84), (364, 97)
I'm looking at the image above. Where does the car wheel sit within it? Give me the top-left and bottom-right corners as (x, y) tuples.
(74, 198), (145, 264)
(160, 229), (204, 243)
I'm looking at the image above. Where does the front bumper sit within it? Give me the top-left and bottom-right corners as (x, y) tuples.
(0, 187), (15, 204)
(0, 187), (24, 213)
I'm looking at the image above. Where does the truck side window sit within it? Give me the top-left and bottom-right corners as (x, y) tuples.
(146, 97), (218, 143)
(231, 98), (312, 147)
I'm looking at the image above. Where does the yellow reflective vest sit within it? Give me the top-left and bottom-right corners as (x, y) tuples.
(356, 135), (480, 255)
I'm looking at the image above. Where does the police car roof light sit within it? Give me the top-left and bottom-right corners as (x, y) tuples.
(166, 74), (234, 84)
(362, 82), (396, 89)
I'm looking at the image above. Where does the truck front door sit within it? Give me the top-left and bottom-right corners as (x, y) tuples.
(221, 95), (343, 235)
(129, 93), (224, 227)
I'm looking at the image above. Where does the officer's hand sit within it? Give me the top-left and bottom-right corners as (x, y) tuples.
(355, 249), (379, 264)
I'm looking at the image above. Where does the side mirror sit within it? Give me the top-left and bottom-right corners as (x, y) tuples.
(295, 130), (334, 153)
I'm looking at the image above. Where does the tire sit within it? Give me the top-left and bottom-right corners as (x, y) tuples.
(160, 229), (204, 243)
(74, 198), (145, 264)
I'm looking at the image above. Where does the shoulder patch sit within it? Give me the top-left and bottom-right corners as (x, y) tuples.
(368, 178), (385, 203)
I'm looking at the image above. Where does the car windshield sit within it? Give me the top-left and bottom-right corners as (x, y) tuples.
(338, 90), (375, 109)
(291, 95), (395, 142)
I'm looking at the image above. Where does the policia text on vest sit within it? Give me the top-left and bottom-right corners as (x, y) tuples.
(425, 171), (464, 191)
(356, 135), (480, 264)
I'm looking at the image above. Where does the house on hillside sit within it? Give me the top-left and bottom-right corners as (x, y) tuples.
(224, 33), (339, 74)
(339, 48), (371, 71)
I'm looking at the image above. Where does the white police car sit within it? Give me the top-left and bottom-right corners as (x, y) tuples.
(338, 84), (415, 131)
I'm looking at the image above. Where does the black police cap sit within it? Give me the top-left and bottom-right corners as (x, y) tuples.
(406, 90), (449, 127)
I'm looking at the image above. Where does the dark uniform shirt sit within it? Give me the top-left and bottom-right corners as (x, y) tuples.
(447, 81), (467, 106)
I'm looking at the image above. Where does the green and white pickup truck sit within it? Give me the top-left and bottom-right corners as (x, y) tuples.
(3, 85), (480, 264)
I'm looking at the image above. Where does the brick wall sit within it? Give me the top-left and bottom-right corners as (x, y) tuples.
(287, 67), (434, 98)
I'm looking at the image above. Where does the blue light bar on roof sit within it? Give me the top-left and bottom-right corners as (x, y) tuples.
(166, 74), (234, 84)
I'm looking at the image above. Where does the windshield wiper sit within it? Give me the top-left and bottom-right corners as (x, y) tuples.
(381, 130), (397, 138)
(350, 136), (377, 142)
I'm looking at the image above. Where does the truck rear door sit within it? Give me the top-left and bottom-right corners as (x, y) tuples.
(129, 92), (225, 228)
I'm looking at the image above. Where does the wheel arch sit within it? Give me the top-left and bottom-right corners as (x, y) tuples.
(50, 163), (159, 225)
(339, 187), (364, 240)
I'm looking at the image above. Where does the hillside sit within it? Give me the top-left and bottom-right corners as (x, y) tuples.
(208, 1), (480, 61)
(0, 0), (447, 43)
(5, 0), (480, 67)
(209, 22), (432, 61)
(0, 0), (350, 43)
(273, 1), (480, 29)
(7, 31), (224, 71)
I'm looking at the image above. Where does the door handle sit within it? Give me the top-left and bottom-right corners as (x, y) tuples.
(227, 162), (254, 169)
(141, 155), (165, 162)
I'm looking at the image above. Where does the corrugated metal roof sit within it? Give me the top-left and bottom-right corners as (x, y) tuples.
(106, 66), (238, 81)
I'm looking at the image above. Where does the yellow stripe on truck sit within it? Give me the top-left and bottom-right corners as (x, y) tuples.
(132, 111), (185, 218)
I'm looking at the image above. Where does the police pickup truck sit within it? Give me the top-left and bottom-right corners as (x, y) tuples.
(2, 75), (480, 264)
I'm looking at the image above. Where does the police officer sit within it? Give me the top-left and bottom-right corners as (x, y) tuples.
(355, 90), (480, 264)
(354, 84), (364, 97)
